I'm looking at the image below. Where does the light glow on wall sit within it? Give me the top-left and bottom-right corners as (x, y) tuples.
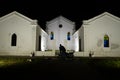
(74, 36), (79, 51)
(41, 36), (46, 51)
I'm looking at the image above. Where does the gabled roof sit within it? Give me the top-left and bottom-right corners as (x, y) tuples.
(0, 11), (37, 23)
(83, 12), (120, 24)
(46, 15), (75, 25)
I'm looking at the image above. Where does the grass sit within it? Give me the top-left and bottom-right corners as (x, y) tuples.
(0, 56), (28, 68)
(91, 58), (120, 68)
(0, 56), (120, 69)
(0, 57), (120, 80)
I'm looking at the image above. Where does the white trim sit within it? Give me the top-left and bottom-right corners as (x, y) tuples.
(46, 16), (75, 25)
(0, 11), (34, 23)
(83, 12), (120, 24)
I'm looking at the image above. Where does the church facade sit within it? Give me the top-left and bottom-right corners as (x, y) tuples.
(46, 16), (75, 50)
(81, 12), (120, 52)
(74, 12), (120, 57)
(0, 11), (47, 56)
(0, 11), (120, 57)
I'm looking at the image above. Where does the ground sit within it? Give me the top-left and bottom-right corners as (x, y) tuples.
(0, 57), (120, 80)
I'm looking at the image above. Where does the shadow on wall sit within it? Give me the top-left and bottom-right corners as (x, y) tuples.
(97, 39), (119, 50)
(111, 43), (119, 49)
(97, 39), (102, 47)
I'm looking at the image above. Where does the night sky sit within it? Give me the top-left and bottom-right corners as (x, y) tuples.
(0, 0), (120, 30)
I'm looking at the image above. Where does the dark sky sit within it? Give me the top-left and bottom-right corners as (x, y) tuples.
(0, 0), (120, 30)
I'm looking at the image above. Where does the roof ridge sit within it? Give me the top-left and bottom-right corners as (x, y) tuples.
(83, 12), (120, 24)
(0, 11), (35, 23)
(46, 15), (75, 25)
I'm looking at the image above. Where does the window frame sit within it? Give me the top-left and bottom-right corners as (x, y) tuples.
(104, 35), (109, 47)
(50, 32), (54, 40)
(67, 32), (71, 40)
(11, 33), (17, 46)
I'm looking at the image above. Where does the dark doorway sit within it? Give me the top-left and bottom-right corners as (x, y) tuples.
(39, 36), (41, 51)
(79, 39), (81, 51)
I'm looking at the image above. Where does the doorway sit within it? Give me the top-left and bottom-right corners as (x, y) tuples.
(79, 39), (81, 51)
(39, 36), (41, 51)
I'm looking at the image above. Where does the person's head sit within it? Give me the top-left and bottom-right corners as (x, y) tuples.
(60, 44), (62, 46)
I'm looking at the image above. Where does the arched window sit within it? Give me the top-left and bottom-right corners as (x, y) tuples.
(104, 35), (109, 47)
(50, 32), (54, 40)
(11, 33), (17, 46)
(67, 32), (70, 40)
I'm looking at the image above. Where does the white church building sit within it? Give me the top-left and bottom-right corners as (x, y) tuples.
(74, 12), (120, 57)
(0, 11), (48, 56)
(0, 11), (120, 57)
(46, 16), (76, 51)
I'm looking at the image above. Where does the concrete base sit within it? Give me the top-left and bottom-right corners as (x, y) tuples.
(74, 51), (120, 57)
(0, 51), (120, 57)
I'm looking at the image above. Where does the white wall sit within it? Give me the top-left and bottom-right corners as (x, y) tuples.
(0, 14), (37, 55)
(73, 30), (79, 51)
(36, 25), (48, 51)
(41, 29), (48, 51)
(83, 15), (120, 52)
(46, 17), (75, 50)
(36, 25), (41, 51)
